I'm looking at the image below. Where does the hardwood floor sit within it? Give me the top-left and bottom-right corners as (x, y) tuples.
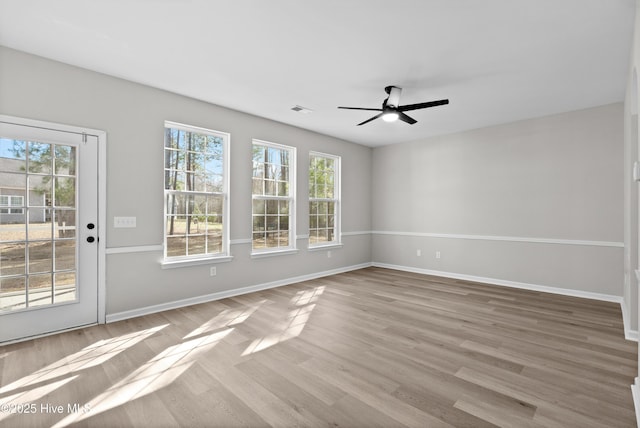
(0, 267), (637, 427)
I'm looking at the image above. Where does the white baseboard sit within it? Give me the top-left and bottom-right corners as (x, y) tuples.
(621, 299), (640, 342)
(106, 262), (373, 323)
(372, 262), (638, 341)
(632, 379), (640, 428)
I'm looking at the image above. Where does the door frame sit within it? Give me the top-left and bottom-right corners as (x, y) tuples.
(0, 114), (106, 328)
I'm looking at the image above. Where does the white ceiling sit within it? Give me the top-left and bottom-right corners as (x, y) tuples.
(0, 0), (635, 147)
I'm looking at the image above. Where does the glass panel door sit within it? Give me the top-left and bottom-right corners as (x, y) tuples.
(0, 118), (99, 344)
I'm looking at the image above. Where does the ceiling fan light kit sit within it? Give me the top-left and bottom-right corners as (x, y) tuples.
(338, 85), (449, 126)
(382, 112), (399, 122)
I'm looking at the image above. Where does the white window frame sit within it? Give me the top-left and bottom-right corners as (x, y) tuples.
(162, 121), (231, 267)
(251, 139), (297, 257)
(308, 151), (341, 249)
(0, 195), (24, 214)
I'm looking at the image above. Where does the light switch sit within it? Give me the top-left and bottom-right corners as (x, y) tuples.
(114, 216), (137, 228)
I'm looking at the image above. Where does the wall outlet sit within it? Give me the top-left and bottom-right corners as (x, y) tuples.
(436, 251), (441, 259)
(416, 249), (421, 256)
(327, 250), (332, 258)
(210, 267), (217, 276)
(114, 216), (136, 228)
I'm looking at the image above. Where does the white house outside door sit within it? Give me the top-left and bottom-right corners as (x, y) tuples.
(0, 117), (104, 344)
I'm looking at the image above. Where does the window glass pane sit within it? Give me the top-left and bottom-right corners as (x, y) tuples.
(28, 274), (52, 307)
(54, 177), (75, 208)
(266, 200), (278, 215)
(279, 200), (289, 215)
(278, 181), (289, 197)
(253, 199), (265, 215)
(279, 216), (289, 231)
(252, 177), (263, 195)
(206, 173), (223, 193)
(166, 216), (185, 236)
(266, 163), (280, 180)
(278, 231), (289, 247)
(268, 147), (283, 165)
(0, 218), (26, 242)
(265, 180), (276, 196)
(55, 240), (75, 271)
(28, 242), (53, 273)
(54, 145), (76, 175)
(1, 276), (26, 311)
(28, 142), (52, 174)
(325, 158), (334, 171)
(0, 243), (25, 276)
(190, 173), (207, 192)
(253, 232), (266, 249)
(252, 145), (266, 163)
(253, 215), (265, 231)
(252, 162), (264, 179)
(54, 272), (76, 304)
(208, 195), (223, 215)
(0, 138), (26, 172)
(207, 235), (222, 254)
(28, 176), (51, 207)
(266, 215), (278, 231)
(165, 148), (182, 171)
(166, 236), (185, 257)
(280, 166), (289, 182)
(30, 210), (52, 240)
(188, 235), (206, 256)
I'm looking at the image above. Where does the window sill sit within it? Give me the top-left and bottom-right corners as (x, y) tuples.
(307, 243), (343, 252)
(160, 255), (234, 269)
(251, 248), (299, 259)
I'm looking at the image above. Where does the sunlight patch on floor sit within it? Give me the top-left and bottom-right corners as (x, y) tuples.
(242, 285), (325, 356)
(0, 376), (79, 422)
(52, 327), (233, 427)
(0, 324), (167, 396)
(183, 300), (265, 340)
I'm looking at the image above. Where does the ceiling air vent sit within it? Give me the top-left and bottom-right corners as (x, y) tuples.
(291, 105), (313, 114)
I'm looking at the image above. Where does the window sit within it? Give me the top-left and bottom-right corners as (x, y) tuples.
(0, 195), (24, 214)
(309, 152), (340, 247)
(252, 140), (296, 253)
(164, 122), (229, 261)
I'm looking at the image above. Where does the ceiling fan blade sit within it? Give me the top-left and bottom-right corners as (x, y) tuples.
(397, 112), (417, 125)
(397, 99), (449, 112)
(357, 113), (384, 126)
(338, 106), (383, 111)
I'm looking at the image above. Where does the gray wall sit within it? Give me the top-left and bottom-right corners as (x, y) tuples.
(372, 103), (624, 296)
(0, 46), (372, 316)
(0, 45), (626, 320)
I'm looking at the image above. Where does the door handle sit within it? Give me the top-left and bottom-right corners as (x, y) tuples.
(86, 236), (96, 243)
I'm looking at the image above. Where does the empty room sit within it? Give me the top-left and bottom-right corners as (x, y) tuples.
(1, 0), (640, 426)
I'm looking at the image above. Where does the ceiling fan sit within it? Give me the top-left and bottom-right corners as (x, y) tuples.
(338, 86), (449, 126)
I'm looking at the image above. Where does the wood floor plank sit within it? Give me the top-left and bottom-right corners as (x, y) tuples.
(0, 266), (636, 426)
